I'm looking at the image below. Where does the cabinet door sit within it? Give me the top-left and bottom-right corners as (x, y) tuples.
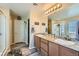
(41, 48), (48, 56)
(49, 42), (59, 56)
(40, 39), (49, 56)
(34, 36), (40, 51)
(59, 46), (78, 56)
(41, 41), (48, 52)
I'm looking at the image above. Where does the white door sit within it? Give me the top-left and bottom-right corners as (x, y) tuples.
(0, 16), (6, 53)
(14, 20), (24, 43)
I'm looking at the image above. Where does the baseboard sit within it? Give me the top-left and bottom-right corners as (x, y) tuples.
(10, 42), (26, 45)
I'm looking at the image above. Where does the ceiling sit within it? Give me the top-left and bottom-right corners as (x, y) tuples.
(0, 3), (72, 18)
(0, 3), (56, 17)
(0, 3), (33, 17)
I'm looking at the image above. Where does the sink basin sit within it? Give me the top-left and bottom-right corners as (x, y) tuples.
(73, 45), (79, 48)
(54, 39), (76, 46)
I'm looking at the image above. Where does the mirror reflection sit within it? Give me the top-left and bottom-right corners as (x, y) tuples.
(48, 4), (79, 41)
(48, 17), (79, 41)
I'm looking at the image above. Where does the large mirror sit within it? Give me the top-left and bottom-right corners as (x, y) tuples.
(48, 4), (79, 41)
(48, 17), (79, 41)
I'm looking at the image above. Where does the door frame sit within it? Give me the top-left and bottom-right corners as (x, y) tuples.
(28, 19), (30, 47)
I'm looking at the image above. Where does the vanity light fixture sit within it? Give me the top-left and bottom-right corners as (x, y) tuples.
(44, 3), (62, 15)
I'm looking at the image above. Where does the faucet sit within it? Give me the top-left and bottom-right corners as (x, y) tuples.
(52, 34), (55, 38)
(64, 35), (71, 41)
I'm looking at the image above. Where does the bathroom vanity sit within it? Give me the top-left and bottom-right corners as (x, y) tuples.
(34, 34), (79, 56)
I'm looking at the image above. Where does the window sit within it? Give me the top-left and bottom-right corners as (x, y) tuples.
(68, 21), (77, 33)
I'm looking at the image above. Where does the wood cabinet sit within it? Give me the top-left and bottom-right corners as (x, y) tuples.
(59, 46), (79, 56)
(49, 42), (59, 56)
(41, 48), (48, 56)
(40, 39), (49, 56)
(34, 36), (41, 51)
(34, 35), (79, 56)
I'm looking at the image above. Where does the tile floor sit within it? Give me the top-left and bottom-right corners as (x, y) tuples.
(7, 42), (41, 56)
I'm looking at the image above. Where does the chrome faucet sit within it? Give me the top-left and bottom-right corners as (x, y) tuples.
(52, 34), (55, 38)
(64, 35), (71, 41)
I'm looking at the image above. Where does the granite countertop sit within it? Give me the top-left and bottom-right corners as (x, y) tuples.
(35, 34), (79, 52)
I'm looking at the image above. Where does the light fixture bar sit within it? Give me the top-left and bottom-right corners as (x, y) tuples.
(44, 3), (62, 15)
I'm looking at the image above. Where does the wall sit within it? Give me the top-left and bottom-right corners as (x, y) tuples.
(10, 11), (18, 44)
(29, 7), (48, 49)
(14, 19), (25, 43)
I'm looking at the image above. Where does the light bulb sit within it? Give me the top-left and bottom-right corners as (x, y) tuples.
(54, 6), (57, 10)
(58, 4), (62, 8)
(45, 11), (48, 14)
(57, 4), (60, 8)
(51, 8), (54, 11)
(48, 10), (50, 13)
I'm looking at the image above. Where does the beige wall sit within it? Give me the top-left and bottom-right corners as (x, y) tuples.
(29, 7), (48, 49)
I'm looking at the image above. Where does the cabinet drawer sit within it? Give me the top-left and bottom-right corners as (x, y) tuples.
(41, 41), (48, 52)
(41, 48), (48, 56)
(41, 39), (48, 44)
